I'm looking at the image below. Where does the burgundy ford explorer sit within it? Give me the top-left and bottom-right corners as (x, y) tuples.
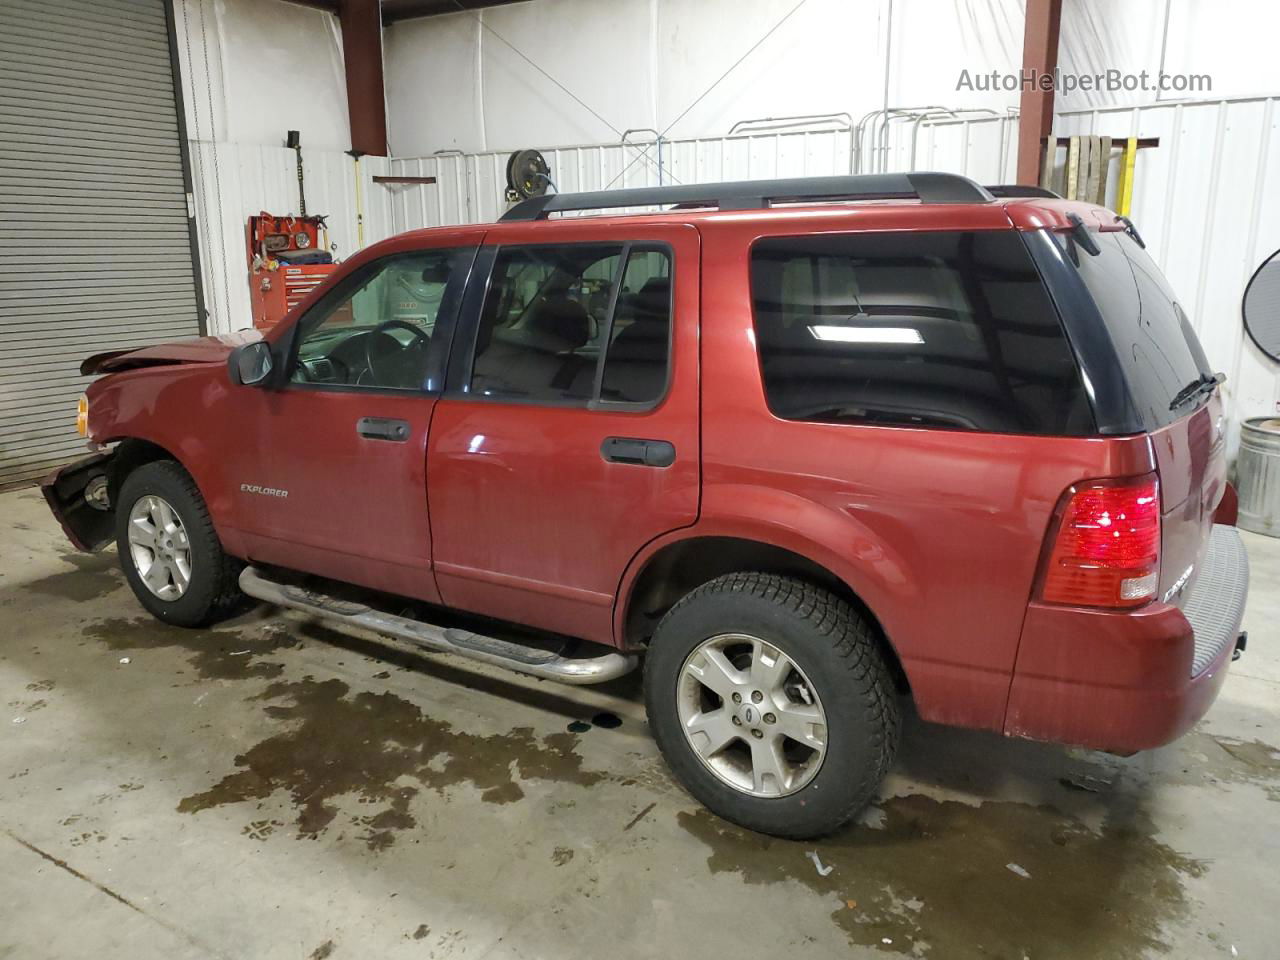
(44, 174), (1250, 837)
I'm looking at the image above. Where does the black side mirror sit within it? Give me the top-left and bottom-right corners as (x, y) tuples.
(228, 341), (275, 387)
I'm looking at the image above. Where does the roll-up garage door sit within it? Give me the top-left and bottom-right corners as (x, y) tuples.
(0, 0), (202, 486)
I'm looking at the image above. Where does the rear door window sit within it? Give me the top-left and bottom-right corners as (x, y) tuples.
(1066, 230), (1213, 428)
(749, 230), (1094, 435)
(468, 243), (672, 406)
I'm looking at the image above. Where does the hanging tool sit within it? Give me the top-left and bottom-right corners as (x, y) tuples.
(347, 149), (366, 249)
(286, 129), (307, 217)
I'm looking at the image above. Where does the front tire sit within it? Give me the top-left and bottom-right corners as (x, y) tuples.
(115, 460), (246, 627)
(644, 573), (900, 839)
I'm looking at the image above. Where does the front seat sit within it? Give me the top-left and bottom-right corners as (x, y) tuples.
(472, 294), (591, 398)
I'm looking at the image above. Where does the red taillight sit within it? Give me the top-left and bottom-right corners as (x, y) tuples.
(1040, 476), (1161, 608)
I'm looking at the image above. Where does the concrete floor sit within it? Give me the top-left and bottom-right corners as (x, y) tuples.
(1, 484), (1278, 960)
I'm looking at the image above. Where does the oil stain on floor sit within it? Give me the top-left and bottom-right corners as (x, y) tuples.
(679, 793), (1206, 958)
(24, 552), (123, 602)
(83, 617), (299, 681)
(177, 676), (610, 851)
(1197, 733), (1280, 801)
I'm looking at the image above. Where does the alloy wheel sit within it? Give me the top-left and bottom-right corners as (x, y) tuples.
(676, 633), (828, 797)
(127, 495), (193, 601)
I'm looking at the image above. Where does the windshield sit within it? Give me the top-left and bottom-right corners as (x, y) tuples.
(1065, 229), (1214, 428)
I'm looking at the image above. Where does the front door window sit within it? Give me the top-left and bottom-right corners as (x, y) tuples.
(290, 248), (470, 391)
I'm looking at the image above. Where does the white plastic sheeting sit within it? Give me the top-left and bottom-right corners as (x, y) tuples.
(382, 0), (1028, 157)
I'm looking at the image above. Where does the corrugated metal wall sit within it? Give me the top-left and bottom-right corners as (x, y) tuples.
(1055, 96), (1280, 457)
(191, 96), (1279, 454)
(383, 118), (1019, 233)
(191, 118), (1018, 334)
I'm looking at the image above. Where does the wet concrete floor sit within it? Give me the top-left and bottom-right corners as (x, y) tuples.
(2, 485), (1278, 958)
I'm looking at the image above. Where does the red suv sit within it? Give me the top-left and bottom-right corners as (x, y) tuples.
(44, 174), (1250, 838)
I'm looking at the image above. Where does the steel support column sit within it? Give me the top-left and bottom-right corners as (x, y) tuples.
(1016, 0), (1062, 185)
(340, 0), (388, 156)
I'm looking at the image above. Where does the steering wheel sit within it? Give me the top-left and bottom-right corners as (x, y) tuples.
(364, 319), (431, 386)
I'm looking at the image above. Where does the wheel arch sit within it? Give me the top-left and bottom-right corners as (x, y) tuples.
(617, 532), (911, 696)
(106, 437), (184, 507)
(104, 435), (243, 557)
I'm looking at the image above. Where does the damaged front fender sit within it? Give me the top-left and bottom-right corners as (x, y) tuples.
(40, 451), (117, 552)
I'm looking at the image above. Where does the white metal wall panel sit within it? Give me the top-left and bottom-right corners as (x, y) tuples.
(1055, 96), (1280, 456)
(0, 0), (201, 485)
(385, 121), (1013, 236)
(188, 143), (392, 334)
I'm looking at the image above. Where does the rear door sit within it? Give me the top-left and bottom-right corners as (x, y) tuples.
(1067, 227), (1227, 605)
(427, 222), (700, 644)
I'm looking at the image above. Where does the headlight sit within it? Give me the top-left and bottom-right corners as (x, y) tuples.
(76, 394), (88, 436)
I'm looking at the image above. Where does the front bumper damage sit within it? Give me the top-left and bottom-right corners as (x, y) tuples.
(40, 450), (117, 552)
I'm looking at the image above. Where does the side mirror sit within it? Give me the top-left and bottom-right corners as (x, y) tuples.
(228, 341), (274, 386)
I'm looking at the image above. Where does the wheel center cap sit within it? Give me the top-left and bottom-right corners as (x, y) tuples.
(738, 702), (758, 726)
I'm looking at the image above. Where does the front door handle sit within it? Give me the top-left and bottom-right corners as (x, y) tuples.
(601, 436), (676, 467)
(357, 417), (410, 442)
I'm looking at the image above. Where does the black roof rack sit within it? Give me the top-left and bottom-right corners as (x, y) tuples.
(985, 184), (1063, 199)
(499, 172), (994, 222)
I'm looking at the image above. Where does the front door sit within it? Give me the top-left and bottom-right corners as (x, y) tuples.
(227, 240), (479, 603)
(427, 222), (701, 644)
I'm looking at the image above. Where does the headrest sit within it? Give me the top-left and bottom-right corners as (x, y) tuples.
(635, 277), (670, 315)
(528, 295), (590, 350)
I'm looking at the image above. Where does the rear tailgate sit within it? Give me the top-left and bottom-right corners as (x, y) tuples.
(1060, 223), (1228, 577)
(1151, 394), (1229, 606)
(1057, 216), (1245, 660)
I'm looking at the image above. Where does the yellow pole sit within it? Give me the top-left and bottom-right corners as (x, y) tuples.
(1117, 137), (1138, 216)
(352, 155), (366, 249)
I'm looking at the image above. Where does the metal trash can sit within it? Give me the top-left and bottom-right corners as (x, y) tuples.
(1238, 416), (1280, 537)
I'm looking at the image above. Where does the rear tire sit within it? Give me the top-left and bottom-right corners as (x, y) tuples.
(644, 572), (900, 838)
(115, 460), (246, 627)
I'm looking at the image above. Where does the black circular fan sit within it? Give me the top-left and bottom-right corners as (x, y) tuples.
(506, 149), (551, 200)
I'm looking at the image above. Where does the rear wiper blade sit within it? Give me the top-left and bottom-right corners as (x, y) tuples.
(1169, 372), (1225, 411)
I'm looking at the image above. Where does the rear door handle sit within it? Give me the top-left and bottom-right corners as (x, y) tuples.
(601, 436), (676, 467)
(357, 417), (410, 442)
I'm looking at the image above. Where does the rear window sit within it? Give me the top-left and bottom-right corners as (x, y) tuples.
(1065, 229), (1214, 428)
(749, 230), (1094, 435)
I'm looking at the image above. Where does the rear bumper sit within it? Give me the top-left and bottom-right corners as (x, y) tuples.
(1004, 524), (1249, 753)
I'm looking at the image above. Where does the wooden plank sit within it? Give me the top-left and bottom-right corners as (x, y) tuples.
(1039, 137), (1057, 192)
(1066, 136), (1080, 200)
(1085, 135), (1102, 203)
(372, 176), (437, 185)
(1096, 136), (1112, 205)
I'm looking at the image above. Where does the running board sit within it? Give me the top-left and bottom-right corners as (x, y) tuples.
(239, 566), (638, 685)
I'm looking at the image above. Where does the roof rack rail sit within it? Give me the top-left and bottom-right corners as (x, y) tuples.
(985, 184), (1063, 199)
(499, 172), (994, 222)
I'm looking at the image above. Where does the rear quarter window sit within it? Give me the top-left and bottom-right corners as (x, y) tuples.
(749, 230), (1094, 435)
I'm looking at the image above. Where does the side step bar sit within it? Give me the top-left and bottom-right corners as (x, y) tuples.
(239, 566), (639, 686)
